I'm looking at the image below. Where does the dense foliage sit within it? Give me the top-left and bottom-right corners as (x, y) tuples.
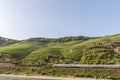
(0, 67), (120, 79)
(27, 36), (95, 42)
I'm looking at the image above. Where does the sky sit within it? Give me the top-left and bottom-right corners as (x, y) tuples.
(0, 0), (120, 40)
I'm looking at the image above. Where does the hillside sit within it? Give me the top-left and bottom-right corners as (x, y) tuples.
(0, 37), (18, 46)
(0, 35), (120, 66)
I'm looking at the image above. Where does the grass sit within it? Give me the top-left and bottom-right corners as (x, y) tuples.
(0, 41), (46, 60)
(24, 47), (63, 61)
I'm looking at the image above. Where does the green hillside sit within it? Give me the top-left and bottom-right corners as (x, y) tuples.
(0, 34), (120, 66)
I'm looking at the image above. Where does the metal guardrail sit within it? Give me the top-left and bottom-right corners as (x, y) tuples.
(53, 64), (120, 69)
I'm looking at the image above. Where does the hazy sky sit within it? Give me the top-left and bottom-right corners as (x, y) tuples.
(0, 0), (120, 40)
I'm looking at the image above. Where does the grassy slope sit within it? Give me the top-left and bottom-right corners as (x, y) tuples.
(0, 41), (48, 60)
(0, 34), (120, 65)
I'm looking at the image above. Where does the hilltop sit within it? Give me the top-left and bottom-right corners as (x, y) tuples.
(0, 34), (120, 66)
(0, 36), (18, 46)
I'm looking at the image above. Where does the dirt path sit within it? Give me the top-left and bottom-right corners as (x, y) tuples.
(0, 74), (108, 80)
